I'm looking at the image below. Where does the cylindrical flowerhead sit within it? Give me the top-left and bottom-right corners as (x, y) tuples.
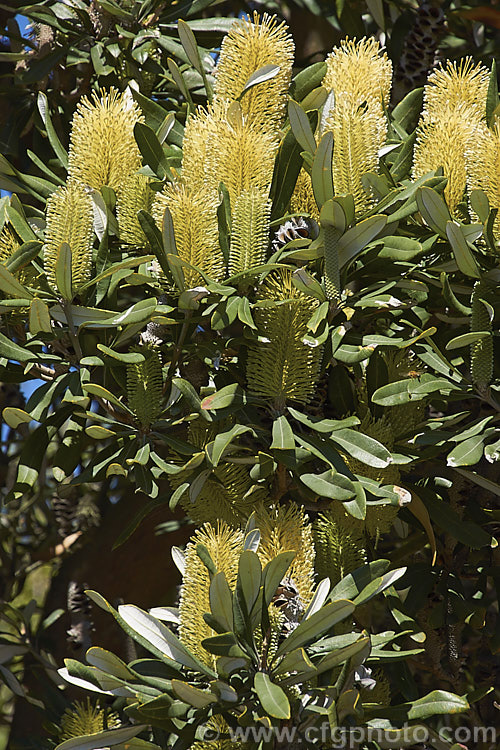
(246, 270), (323, 409)
(422, 58), (489, 118)
(152, 182), (224, 288)
(229, 188), (271, 275)
(214, 12), (294, 134)
(178, 522), (244, 667)
(126, 347), (163, 427)
(0, 224), (19, 265)
(182, 100), (278, 206)
(59, 698), (120, 741)
(470, 281), (493, 388)
(116, 173), (154, 248)
(44, 182), (94, 293)
(313, 511), (366, 586)
(413, 104), (478, 215)
(289, 169), (319, 221)
(323, 94), (387, 215)
(67, 88), (143, 192)
(255, 502), (316, 607)
(171, 417), (269, 525)
(466, 120), (500, 246)
(322, 37), (393, 109)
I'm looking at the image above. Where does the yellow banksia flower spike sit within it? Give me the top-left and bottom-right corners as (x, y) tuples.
(229, 188), (271, 275)
(152, 182), (223, 287)
(178, 522), (244, 666)
(59, 698), (120, 741)
(413, 60), (489, 215)
(116, 172), (154, 248)
(0, 224), (19, 265)
(320, 39), (392, 215)
(413, 104), (479, 215)
(67, 88), (143, 192)
(323, 95), (387, 215)
(422, 58), (489, 117)
(322, 37), (393, 109)
(126, 347), (163, 427)
(289, 169), (318, 221)
(171, 419), (269, 525)
(466, 120), (500, 246)
(181, 100), (277, 204)
(470, 281), (493, 389)
(313, 512), (366, 586)
(255, 503), (316, 607)
(214, 12), (294, 134)
(44, 182), (94, 292)
(246, 270), (323, 409)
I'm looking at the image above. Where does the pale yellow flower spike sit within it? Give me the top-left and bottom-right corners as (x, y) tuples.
(67, 88), (143, 192)
(322, 37), (393, 109)
(116, 173), (154, 248)
(246, 270), (323, 409)
(229, 188), (271, 275)
(324, 95), (386, 214)
(182, 100), (277, 206)
(423, 58), (489, 118)
(214, 12), (295, 134)
(44, 182), (94, 292)
(413, 104), (478, 215)
(255, 503), (316, 607)
(153, 182), (224, 287)
(290, 169), (318, 221)
(466, 120), (500, 245)
(178, 522), (244, 667)
(0, 224), (19, 265)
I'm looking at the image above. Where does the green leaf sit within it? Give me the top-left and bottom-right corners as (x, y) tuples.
(379, 235), (422, 260)
(54, 242), (73, 300)
(37, 91), (68, 169)
(237, 550), (262, 615)
(421, 491), (493, 548)
(55, 725), (147, 750)
(0, 332), (37, 362)
(134, 122), (167, 177)
(85, 647), (136, 681)
(275, 600), (354, 658)
(273, 648), (314, 676)
(2, 407), (33, 429)
(270, 415), (295, 450)
(337, 215), (387, 268)
(301, 469), (356, 500)
(288, 99), (316, 154)
(209, 424), (255, 467)
(177, 19), (204, 75)
(406, 691), (469, 720)
(282, 636), (370, 685)
(311, 131), (334, 208)
(78, 256), (155, 292)
(446, 331), (490, 351)
(416, 186), (450, 236)
(29, 298), (52, 334)
(254, 672), (290, 719)
(118, 605), (215, 676)
(209, 572), (233, 632)
(445, 221), (481, 279)
(262, 551), (296, 607)
(270, 128), (303, 221)
(240, 64), (280, 97)
(0, 263), (32, 299)
(447, 435), (486, 467)
(353, 568), (407, 606)
(329, 560), (390, 602)
(330, 428), (391, 468)
(96, 345), (145, 363)
(171, 680), (216, 708)
(201, 384), (247, 411)
(486, 58), (499, 126)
